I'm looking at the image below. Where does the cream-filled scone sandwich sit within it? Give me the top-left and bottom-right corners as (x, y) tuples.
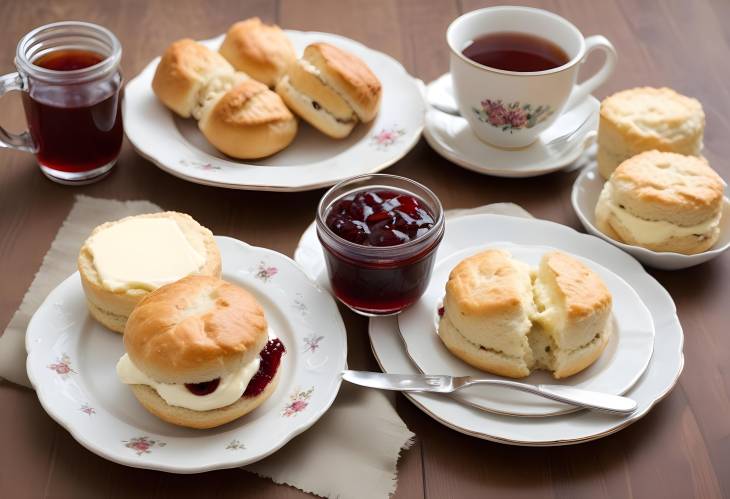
(152, 38), (243, 119)
(597, 87), (705, 179)
(437, 249), (612, 379)
(117, 276), (285, 429)
(276, 43), (381, 139)
(595, 150), (725, 254)
(197, 78), (298, 158)
(219, 17), (296, 87)
(78, 212), (221, 333)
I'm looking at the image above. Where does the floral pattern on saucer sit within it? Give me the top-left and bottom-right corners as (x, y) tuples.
(123, 436), (166, 456)
(179, 159), (222, 171)
(80, 403), (96, 416)
(473, 99), (553, 132)
(283, 387), (314, 417)
(253, 262), (278, 282)
(370, 126), (406, 149)
(226, 439), (246, 451)
(304, 334), (324, 353)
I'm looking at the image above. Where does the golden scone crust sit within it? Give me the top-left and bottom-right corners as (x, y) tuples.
(219, 17), (296, 87)
(130, 368), (280, 429)
(597, 87), (704, 178)
(152, 39), (235, 118)
(124, 275), (268, 384)
(542, 251), (612, 320)
(78, 212), (221, 334)
(198, 79), (297, 158)
(303, 43), (381, 122)
(611, 151), (724, 226)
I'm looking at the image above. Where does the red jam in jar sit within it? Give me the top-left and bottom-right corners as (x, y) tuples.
(317, 174), (444, 315)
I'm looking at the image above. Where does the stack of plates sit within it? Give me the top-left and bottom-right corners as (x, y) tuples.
(296, 213), (684, 445)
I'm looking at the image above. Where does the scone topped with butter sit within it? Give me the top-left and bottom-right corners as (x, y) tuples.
(597, 87), (705, 179)
(78, 212), (221, 333)
(438, 249), (612, 379)
(595, 150), (725, 254)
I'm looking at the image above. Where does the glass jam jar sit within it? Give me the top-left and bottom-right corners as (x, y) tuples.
(317, 174), (444, 316)
(0, 22), (123, 184)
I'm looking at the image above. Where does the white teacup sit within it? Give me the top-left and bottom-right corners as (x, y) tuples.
(447, 6), (616, 149)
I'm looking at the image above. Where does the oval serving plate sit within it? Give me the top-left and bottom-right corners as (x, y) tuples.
(123, 31), (425, 192)
(26, 236), (347, 473)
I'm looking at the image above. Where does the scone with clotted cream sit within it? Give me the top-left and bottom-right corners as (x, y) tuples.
(78, 212), (221, 333)
(597, 87), (705, 179)
(595, 150), (725, 254)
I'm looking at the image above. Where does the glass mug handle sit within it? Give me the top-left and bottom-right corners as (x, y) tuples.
(565, 35), (617, 110)
(0, 72), (36, 153)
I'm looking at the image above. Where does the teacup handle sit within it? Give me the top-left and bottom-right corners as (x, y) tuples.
(565, 35), (617, 110)
(0, 72), (35, 153)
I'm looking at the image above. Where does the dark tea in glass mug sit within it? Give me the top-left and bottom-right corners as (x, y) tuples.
(0, 21), (123, 184)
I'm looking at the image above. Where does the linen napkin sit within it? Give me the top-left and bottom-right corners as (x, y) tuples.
(0, 195), (414, 499)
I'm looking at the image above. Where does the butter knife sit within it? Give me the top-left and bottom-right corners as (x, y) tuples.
(342, 370), (637, 415)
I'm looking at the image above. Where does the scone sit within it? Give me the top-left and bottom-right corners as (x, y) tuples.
(276, 43), (381, 138)
(152, 39), (240, 118)
(437, 250), (612, 379)
(595, 150), (725, 254)
(117, 276), (285, 429)
(438, 249), (537, 378)
(531, 252), (612, 379)
(78, 212), (221, 333)
(597, 87), (705, 179)
(219, 17), (296, 87)
(197, 79), (298, 158)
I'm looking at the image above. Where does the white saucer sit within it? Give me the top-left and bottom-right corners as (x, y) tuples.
(397, 242), (655, 417)
(571, 165), (730, 270)
(26, 237), (347, 473)
(424, 73), (597, 178)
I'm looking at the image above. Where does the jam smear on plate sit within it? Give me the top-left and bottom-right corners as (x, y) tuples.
(326, 189), (435, 247)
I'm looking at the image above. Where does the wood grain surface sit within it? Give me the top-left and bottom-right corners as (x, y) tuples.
(1, 1), (728, 498)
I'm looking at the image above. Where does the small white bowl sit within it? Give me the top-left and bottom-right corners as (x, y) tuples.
(571, 165), (730, 270)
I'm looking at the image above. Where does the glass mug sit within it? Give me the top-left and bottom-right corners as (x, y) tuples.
(0, 21), (123, 184)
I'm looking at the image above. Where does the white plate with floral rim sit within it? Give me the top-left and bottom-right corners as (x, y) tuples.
(423, 73), (597, 178)
(571, 164), (730, 270)
(123, 31), (425, 192)
(368, 215), (683, 446)
(25, 236), (347, 473)
(397, 242), (655, 417)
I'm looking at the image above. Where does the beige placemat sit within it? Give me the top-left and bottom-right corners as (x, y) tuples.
(0, 195), (414, 499)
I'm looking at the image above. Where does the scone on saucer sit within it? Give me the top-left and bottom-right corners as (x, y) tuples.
(219, 17), (296, 87)
(152, 39), (242, 118)
(597, 87), (705, 179)
(531, 252), (612, 379)
(437, 249), (612, 379)
(117, 275), (285, 429)
(438, 249), (537, 378)
(276, 43), (381, 138)
(595, 150), (725, 254)
(197, 78), (298, 159)
(78, 212), (221, 333)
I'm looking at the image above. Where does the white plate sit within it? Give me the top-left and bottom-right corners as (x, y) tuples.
(368, 214), (683, 445)
(423, 73), (597, 178)
(571, 165), (730, 270)
(123, 31), (425, 192)
(397, 242), (654, 417)
(25, 236), (347, 473)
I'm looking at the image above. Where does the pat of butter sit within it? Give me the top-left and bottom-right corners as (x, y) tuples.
(116, 353), (261, 411)
(87, 217), (206, 292)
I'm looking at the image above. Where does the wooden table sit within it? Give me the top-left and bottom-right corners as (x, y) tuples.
(1, 1), (728, 497)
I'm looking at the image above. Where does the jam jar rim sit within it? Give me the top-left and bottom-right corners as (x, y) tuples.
(316, 173), (445, 259)
(15, 21), (122, 84)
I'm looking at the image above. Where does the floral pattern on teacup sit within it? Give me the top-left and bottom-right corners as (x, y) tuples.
(371, 126), (406, 149)
(282, 387), (314, 417)
(48, 354), (76, 379)
(123, 436), (166, 456)
(472, 99), (553, 132)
